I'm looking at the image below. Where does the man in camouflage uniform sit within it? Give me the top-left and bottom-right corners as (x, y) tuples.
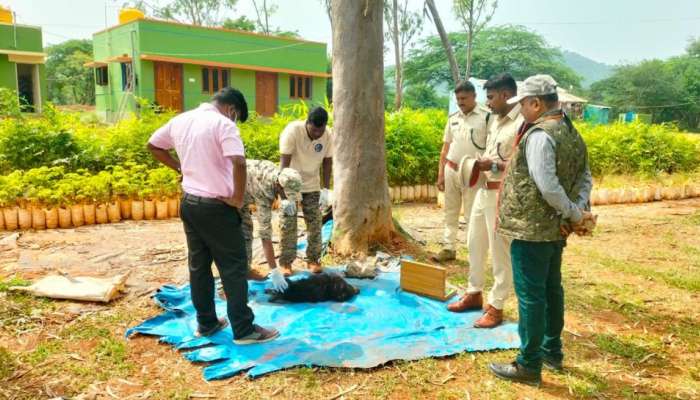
(240, 159), (302, 277)
(279, 107), (333, 274)
(434, 80), (489, 262)
(488, 75), (594, 386)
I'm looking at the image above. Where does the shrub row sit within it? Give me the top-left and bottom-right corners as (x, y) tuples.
(581, 122), (700, 176)
(1, 99), (699, 188)
(0, 164), (179, 208)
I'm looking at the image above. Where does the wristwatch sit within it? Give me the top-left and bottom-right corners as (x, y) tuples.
(490, 161), (499, 173)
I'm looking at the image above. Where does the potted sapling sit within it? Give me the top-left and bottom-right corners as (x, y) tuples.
(130, 165), (148, 221)
(147, 168), (173, 220)
(65, 173), (85, 227)
(93, 172), (112, 224)
(54, 181), (73, 228)
(0, 172), (23, 231)
(78, 173), (98, 225)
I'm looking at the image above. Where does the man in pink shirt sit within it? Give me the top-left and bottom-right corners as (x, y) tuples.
(147, 87), (279, 345)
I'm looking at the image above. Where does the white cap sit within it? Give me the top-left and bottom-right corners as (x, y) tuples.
(507, 74), (558, 105)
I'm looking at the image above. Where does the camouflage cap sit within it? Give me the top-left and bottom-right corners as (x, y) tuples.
(277, 168), (302, 200)
(507, 74), (558, 105)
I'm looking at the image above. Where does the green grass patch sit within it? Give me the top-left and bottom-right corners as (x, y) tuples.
(0, 275), (30, 292)
(23, 340), (63, 366)
(563, 366), (609, 398)
(594, 334), (662, 364)
(585, 250), (700, 292)
(0, 346), (17, 379)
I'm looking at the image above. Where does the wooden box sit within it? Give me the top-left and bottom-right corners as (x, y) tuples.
(400, 260), (455, 301)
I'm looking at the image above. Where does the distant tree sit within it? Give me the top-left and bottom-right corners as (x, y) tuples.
(222, 15), (256, 31)
(384, 0), (423, 110)
(129, 0), (240, 26)
(319, 0), (332, 29)
(453, 0), (497, 79)
(45, 39), (95, 105)
(404, 25), (582, 89)
(423, 0), (460, 84)
(403, 83), (448, 109)
(251, 0), (277, 34)
(687, 37), (700, 58)
(590, 57), (700, 129)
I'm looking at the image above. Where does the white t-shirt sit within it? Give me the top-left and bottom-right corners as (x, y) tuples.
(279, 120), (333, 193)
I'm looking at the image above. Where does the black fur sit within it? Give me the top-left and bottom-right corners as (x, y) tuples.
(266, 273), (359, 303)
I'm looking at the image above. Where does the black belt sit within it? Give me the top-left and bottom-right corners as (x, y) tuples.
(182, 193), (225, 205)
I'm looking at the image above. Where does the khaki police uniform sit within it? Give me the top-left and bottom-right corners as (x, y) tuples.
(465, 103), (524, 310)
(442, 105), (489, 251)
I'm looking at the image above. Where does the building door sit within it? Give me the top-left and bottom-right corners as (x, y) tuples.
(154, 62), (183, 112)
(256, 72), (277, 117)
(16, 64), (40, 113)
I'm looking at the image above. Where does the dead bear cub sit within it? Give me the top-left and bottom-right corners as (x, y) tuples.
(266, 273), (360, 303)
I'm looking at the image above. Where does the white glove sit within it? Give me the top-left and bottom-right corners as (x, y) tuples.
(269, 268), (289, 292)
(281, 199), (297, 217)
(319, 189), (331, 209)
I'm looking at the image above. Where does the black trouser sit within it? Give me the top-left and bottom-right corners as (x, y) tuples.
(180, 194), (255, 339)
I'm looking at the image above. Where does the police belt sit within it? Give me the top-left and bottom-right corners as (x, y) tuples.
(446, 159), (459, 171)
(486, 181), (501, 190)
(183, 192), (226, 205)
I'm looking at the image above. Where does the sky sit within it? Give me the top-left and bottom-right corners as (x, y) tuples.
(4, 0), (700, 65)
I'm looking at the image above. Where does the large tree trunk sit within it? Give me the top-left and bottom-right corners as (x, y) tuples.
(331, 0), (394, 255)
(425, 0), (460, 84)
(392, 0), (402, 110)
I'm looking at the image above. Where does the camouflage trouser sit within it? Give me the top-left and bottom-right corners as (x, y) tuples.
(239, 194), (254, 270)
(280, 191), (321, 265)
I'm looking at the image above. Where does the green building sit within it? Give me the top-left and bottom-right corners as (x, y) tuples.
(0, 19), (47, 113)
(87, 15), (330, 121)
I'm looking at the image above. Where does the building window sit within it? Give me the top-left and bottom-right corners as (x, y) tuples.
(202, 67), (229, 94)
(95, 66), (109, 86)
(289, 75), (311, 99)
(120, 62), (133, 91)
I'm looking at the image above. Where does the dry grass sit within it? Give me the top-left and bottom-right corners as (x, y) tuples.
(1, 199), (699, 399)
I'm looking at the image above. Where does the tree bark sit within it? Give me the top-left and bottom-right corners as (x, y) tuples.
(425, 0), (460, 84)
(392, 0), (402, 110)
(465, 2), (474, 79)
(466, 27), (474, 79)
(331, 0), (394, 255)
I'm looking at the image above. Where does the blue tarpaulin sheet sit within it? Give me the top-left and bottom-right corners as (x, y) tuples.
(126, 268), (520, 380)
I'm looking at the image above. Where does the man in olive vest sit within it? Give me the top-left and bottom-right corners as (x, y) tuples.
(488, 75), (594, 386)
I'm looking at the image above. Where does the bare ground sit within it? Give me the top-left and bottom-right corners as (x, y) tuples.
(1, 199), (699, 399)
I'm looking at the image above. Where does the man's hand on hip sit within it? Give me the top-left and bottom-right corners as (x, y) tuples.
(218, 196), (244, 209)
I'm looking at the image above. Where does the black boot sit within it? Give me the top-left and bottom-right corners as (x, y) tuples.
(488, 361), (541, 386)
(542, 355), (563, 371)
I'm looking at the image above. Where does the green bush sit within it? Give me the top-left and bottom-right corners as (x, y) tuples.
(147, 167), (180, 199)
(579, 122), (700, 176)
(0, 88), (21, 119)
(0, 113), (80, 172)
(385, 108), (445, 185)
(1, 93), (699, 197)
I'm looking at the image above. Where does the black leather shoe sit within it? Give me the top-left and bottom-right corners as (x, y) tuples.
(488, 362), (541, 386)
(543, 356), (563, 371)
